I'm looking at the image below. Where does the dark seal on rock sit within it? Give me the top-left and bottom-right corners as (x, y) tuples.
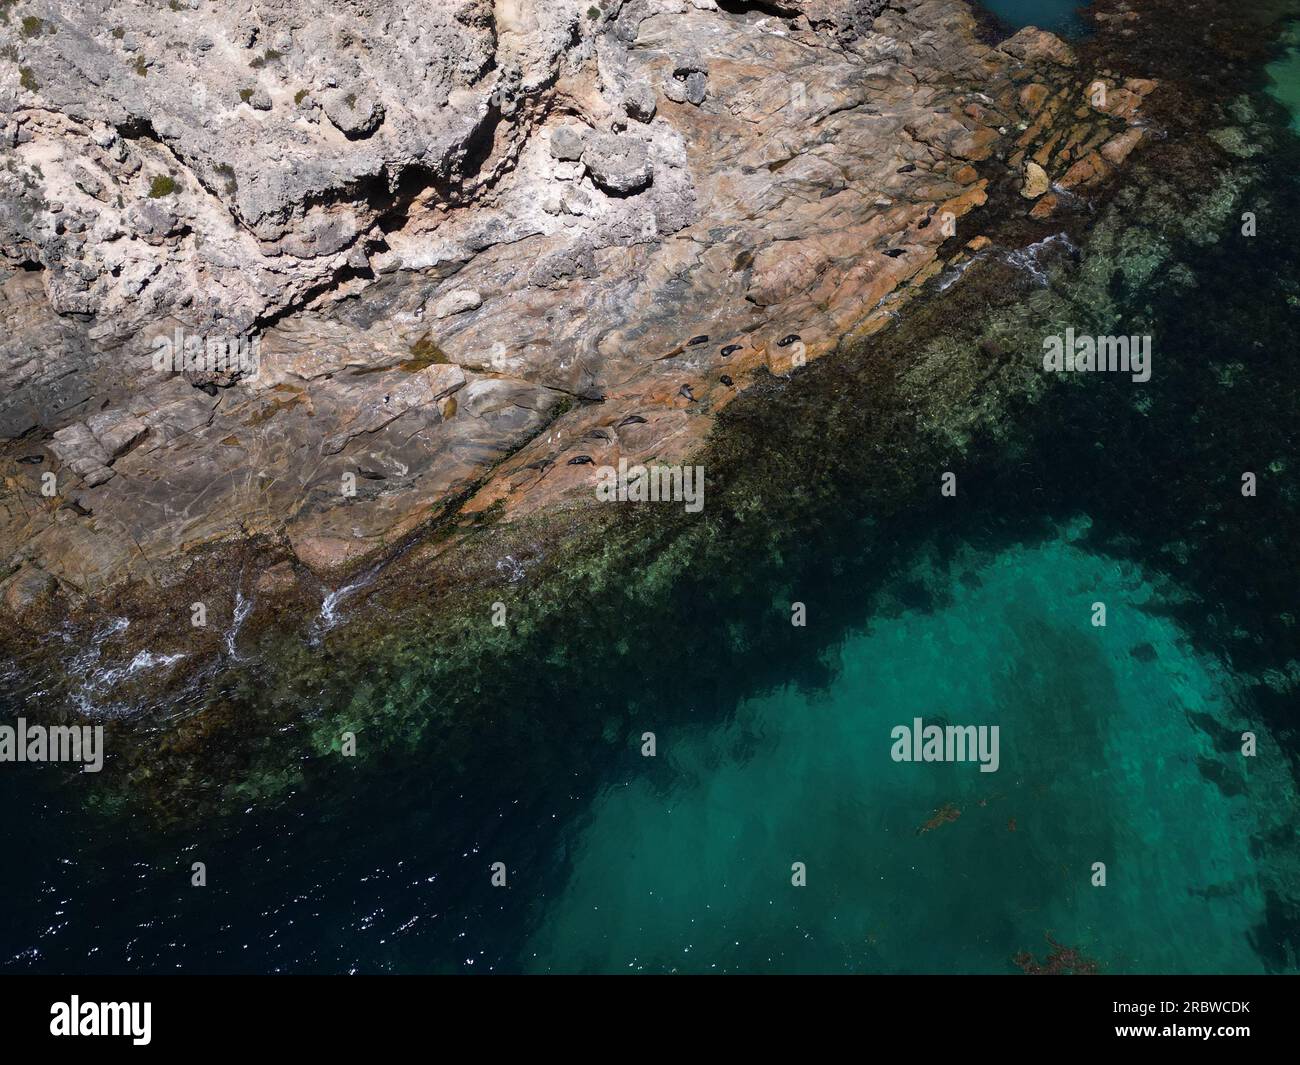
(777, 334), (802, 347)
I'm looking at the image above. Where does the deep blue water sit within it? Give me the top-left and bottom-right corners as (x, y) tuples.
(979, 0), (1092, 37)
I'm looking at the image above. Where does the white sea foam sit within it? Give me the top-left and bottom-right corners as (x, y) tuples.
(224, 589), (253, 659)
(1004, 231), (1078, 286)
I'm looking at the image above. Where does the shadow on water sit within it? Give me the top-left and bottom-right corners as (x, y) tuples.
(974, 0), (1095, 40)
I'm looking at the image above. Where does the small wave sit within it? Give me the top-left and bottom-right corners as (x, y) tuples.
(496, 555), (527, 583)
(224, 589), (253, 659)
(937, 255), (981, 292)
(61, 616), (129, 678)
(71, 648), (186, 717)
(91, 651), (187, 690)
(318, 565), (383, 634)
(1003, 232), (1079, 287)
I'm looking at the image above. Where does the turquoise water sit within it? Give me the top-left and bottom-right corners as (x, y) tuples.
(978, 0), (1091, 36)
(1267, 24), (1300, 129)
(525, 528), (1277, 973)
(3, 0), (1300, 977)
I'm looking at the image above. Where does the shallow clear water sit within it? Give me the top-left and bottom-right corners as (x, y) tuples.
(4, 518), (1290, 974)
(524, 528), (1275, 973)
(1267, 24), (1300, 129)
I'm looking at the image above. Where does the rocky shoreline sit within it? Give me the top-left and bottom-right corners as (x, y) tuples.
(2, 0), (1294, 820)
(4, 3), (1152, 636)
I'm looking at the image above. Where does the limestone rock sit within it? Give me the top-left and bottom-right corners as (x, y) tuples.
(87, 410), (149, 459)
(582, 133), (653, 195)
(0, 0), (1156, 634)
(1021, 160), (1051, 199)
(432, 290), (484, 319)
(624, 83), (657, 123)
(322, 91), (385, 138)
(999, 26), (1077, 68)
(685, 72), (708, 106)
(49, 423), (112, 484)
(1, 564), (55, 616)
(549, 125), (588, 161)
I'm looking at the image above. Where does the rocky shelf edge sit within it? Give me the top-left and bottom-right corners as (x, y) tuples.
(1, 2), (1157, 678)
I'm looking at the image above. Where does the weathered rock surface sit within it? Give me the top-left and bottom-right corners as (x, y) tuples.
(1021, 160), (1051, 199)
(582, 131), (653, 194)
(0, 1), (1155, 635)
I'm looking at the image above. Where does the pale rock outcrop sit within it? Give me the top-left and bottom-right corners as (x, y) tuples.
(0, 1), (1156, 623)
(1021, 160), (1051, 199)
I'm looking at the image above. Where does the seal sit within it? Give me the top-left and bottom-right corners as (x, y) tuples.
(720, 344), (742, 357)
(777, 334), (801, 348)
(719, 374), (734, 387)
(617, 414), (648, 427)
(567, 455), (595, 465)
